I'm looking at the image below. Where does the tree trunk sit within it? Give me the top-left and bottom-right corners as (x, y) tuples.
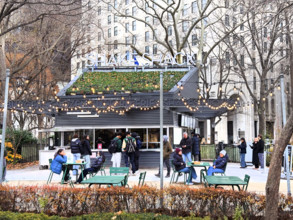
(265, 112), (293, 219)
(258, 107), (266, 137)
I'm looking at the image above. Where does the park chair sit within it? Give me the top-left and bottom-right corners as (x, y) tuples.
(242, 174), (250, 191)
(213, 161), (227, 176)
(170, 159), (189, 184)
(110, 167), (129, 176)
(138, 171), (147, 186)
(110, 173), (129, 187)
(89, 159), (107, 178)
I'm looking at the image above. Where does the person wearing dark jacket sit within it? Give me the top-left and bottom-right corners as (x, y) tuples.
(155, 135), (173, 178)
(238, 137), (247, 168)
(75, 151), (105, 183)
(51, 149), (70, 182)
(207, 150), (228, 176)
(111, 132), (122, 167)
(173, 148), (197, 185)
(131, 132), (141, 172)
(179, 132), (193, 163)
(250, 137), (259, 169)
(191, 132), (200, 161)
(258, 134), (265, 169)
(70, 134), (82, 175)
(81, 135), (92, 169)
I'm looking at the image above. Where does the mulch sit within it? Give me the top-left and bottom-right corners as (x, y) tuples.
(6, 161), (39, 170)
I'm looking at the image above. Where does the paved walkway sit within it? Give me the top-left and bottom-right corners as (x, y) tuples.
(4, 162), (293, 194)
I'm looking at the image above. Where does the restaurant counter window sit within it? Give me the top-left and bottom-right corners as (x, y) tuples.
(95, 129), (115, 149)
(148, 128), (167, 149)
(129, 128), (147, 149)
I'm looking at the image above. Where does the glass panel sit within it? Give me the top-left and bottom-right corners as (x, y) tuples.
(64, 131), (75, 146)
(95, 129), (115, 149)
(84, 129), (94, 147)
(54, 132), (61, 146)
(129, 128), (147, 149)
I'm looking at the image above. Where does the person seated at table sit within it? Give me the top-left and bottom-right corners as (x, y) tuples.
(173, 148), (197, 185)
(75, 151), (105, 184)
(51, 149), (71, 182)
(207, 150), (228, 176)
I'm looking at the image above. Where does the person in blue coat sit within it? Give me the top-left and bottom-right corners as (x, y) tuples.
(51, 149), (70, 182)
(207, 150), (228, 176)
(238, 137), (247, 168)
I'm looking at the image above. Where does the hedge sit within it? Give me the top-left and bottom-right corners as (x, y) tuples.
(0, 185), (292, 219)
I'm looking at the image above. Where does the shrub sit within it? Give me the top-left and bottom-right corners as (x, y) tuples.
(0, 185), (292, 218)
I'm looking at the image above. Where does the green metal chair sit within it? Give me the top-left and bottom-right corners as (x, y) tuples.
(138, 171), (147, 186)
(110, 167), (129, 175)
(243, 174), (250, 191)
(170, 159), (189, 184)
(47, 159), (54, 184)
(89, 159), (106, 178)
(213, 161), (227, 176)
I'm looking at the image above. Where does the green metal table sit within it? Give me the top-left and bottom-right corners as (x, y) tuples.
(81, 175), (125, 188)
(204, 176), (247, 191)
(187, 162), (210, 183)
(61, 162), (87, 184)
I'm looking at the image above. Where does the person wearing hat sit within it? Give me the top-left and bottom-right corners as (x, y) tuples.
(173, 148), (197, 185)
(207, 150), (229, 176)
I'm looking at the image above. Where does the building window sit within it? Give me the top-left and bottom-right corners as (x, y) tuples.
(98, 19), (101, 27)
(253, 76), (256, 90)
(76, 62), (80, 69)
(252, 58), (256, 69)
(108, 15), (111, 25)
(125, 37), (130, 46)
(98, 32), (101, 41)
(225, 15), (229, 26)
(125, 9), (129, 15)
(145, 2), (149, 12)
(280, 47), (283, 56)
(182, 21), (188, 32)
(240, 5), (244, 14)
(233, 55), (237, 66)
(82, 61), (85, 69)
(82, 49), (85, 57)
(132, 35), (136, 44)
(125, 0), (129, 5)
(145, 31), (149, 42)
(240, 23), (244, 30)
(182, 4), (188, 16)
(114, 15), (117, 23)
(225, 0), (229, 8)
(252, 41), (256, 50)
(225, 51), (230, 64)
(192, 34), (197, 46)
(98, 45), (101, 54)
(168, 25), (172, 36)
(167, 13), (172, 21)
(114, 40), (118, 49)
(280, 34), (283, 42)
(132, 20), (136, 31)
(114, 26), (118, 36)
(108, 28), (111, 38)
(240, 35), (244, 47)
(270, 61), (274, 72)
(132, 6), (136, 16)
(126, 50), (130, 60)
(98, 6), (101, 15)
(232, 17), (237, 28)
(114, 0), (118, 9)
(264, 42), (267, 52)
(108, 43), (111, 51)
(183, 37), (187, 48)
(271, 98), (275, 115)
(192, 1), (197, 13)
(125, 23), (129, 33)
(145, 46), (150, 53)
(108, 3), (111, 11)
(240, 55), (244, 67)
(153, 44), (157, 54)
(145, 16), (150, 27)
(233, 34), (237, 45)
(263, 27), (267, 38)
(77, 51), (80, 58)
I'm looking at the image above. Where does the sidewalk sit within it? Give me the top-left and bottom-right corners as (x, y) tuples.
(5, 162), (293, 194)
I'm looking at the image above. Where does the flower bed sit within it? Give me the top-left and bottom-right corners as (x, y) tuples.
(66, 71), (186, 95)
(0, 185), (292, 218)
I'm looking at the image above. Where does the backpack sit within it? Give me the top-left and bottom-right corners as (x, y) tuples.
(108, 138), (118, 154)
(125, 138), (136, 153)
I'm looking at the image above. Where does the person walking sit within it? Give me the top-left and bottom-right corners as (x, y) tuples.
(51, 149), (70, 182)
(75, 151), (105, 184)
(207, 150), (228, 176)
(179, 132), (192, 163)
(191, 132), (200, 161)
(122, 131), (137, 175)
(132, 133), (142, 172)
(81, 135), (92, 169)
(70, 134), (82, 176)
(173, 148), (197, 185)
(155, 135), (173, 178)
(258, 134), (265, 170)
(110, 132), (122, 167)
(238, 137), (247, 168)
(250, 137), (259, 169)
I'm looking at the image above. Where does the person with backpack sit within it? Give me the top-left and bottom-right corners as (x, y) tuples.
(122, 131), (137, 175)
(81, 135), (92, 169)
(70, 134), (82, 176)
(109, 132), (122, 167)
(132, 132), (141, 172)
(75, 151), (105, 184)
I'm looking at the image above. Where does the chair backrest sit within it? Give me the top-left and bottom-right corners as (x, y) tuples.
(138, 171), (147, 186)
(123, 174), (129, 186)
(170, 159), (176, 172)
(110, 167), (129, 175)
(49, 159), (53, 169)
(222, 161), (228, 172)
(244, 174), (250, 191)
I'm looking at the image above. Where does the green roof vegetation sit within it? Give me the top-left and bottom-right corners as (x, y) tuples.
(66, 71), (187, 95)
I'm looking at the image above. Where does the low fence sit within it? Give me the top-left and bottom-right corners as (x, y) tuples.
(201, 144), (240, 162)
(21, 144), (40, 162)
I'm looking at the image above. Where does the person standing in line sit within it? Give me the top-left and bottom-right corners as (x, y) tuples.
(110, 132), (122, 167)
(81, 135), (92, 169)
(258, 134), (265, 170)
(132, 133), (141, 173)
(122, 131), (137, 175)
(155, 135), (173, 178)
(250, 137), (259, 170)
(191, 132), (200, 161)
(238, 137), (247, 168)
(179, 132), (193, 163)
(70, 134), (82, 176)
